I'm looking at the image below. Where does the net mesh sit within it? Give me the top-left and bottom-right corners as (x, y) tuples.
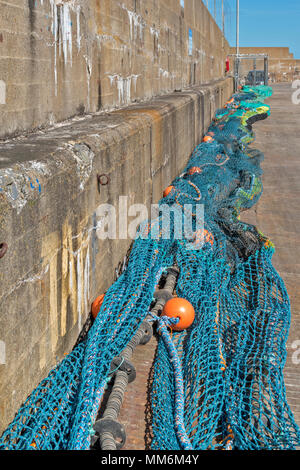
(1, 84), (299, 450)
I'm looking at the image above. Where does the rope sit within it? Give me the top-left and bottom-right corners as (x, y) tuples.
(151, 313), (194, 450)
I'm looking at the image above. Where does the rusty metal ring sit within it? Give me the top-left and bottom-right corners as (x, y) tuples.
(97, 174), (110, 186)
(0, 242), (8, 259)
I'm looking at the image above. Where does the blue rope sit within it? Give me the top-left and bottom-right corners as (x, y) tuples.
(151, 313), (194, 450)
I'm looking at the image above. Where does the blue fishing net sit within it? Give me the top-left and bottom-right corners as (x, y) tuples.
(1, 85), (299, 450)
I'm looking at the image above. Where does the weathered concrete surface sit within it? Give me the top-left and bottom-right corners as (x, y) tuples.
(0, 77), (233, 434)
(118, 83), (300, 450)
(0, 0), (230, 140)
(242, 83), (300, 429)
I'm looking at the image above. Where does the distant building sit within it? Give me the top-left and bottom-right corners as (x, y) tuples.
(229, 47), (300, 83)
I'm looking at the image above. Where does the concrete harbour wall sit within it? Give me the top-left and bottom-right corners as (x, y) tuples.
(0, 0), (233, 435)
(0, 0), (230, 140)
(0, 77), (233, 433)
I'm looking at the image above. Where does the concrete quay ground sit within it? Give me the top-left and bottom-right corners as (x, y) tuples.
(243, 82), (300, 429)
(118, 82), (300, 449)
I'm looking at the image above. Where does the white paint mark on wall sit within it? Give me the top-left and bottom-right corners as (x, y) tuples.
(0, 80), (6, 105)
(196, 49), (206, 57)
(49, 0), (82, 94)
(132, 74), (139, 93)
(60, 3), (73, 65)
(50, 0), (58, 95)
(69, 259), (73, 292)
(159, 68), (169, 79)
(83, 55), (92, 111)
(50, 0), (75, 64)
(159, 68), (176, 80)
(75, 245), (90, 333)
(150, 26), (159, 39)
(83, 246), (90, 315)
(108, 74), (140, 105)
(0, 341), (5, 365)
(76, 5), (81, 50)
(122, 4), (144, 40)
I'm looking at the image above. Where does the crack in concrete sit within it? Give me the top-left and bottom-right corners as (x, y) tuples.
(1, 214), (103, 302)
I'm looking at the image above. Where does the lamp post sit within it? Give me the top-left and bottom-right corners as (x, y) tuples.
(235, 0), (240, 91)
(236, 0), (239, 56)
(222, 0), (224, 36)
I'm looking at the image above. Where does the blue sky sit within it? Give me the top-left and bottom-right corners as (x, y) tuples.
(210, 0), (300, 59)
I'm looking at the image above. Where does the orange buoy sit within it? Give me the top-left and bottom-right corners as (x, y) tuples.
(193, 229), (214, 247)
(91, 294), (105, 319)
(162, 298), (195, 331)
(202, 135), (213, 143)
(163, 185), (174, 198)
(204, 230), (214, 246)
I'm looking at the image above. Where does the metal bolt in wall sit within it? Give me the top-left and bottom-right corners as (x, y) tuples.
(97, 174), (110, 194)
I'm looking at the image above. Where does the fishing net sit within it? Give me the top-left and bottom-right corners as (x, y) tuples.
(1, 85), (299, 450)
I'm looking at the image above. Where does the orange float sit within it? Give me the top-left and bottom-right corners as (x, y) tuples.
(193, 229), (214, 247)
(91, 294), (105, 319)
(202, 135), (213, 143)
(188, 166), (202, 176)
(162, 297), (195, 331)
(163, 185), (174, 198)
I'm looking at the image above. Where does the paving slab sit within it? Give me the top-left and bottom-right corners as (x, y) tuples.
(242, 82), (300, 429)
